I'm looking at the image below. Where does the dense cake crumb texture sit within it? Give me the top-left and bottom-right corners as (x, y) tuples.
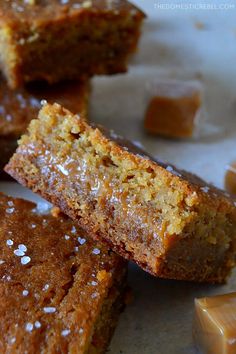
(0, 0), (145, 87)
(5, 103), (236, 283)
(0, 77), (89, 179)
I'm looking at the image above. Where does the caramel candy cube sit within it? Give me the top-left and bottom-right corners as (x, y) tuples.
(225, 162), (236, 195)
(144, 80), (202, 138)
(193, 293), (236, 354)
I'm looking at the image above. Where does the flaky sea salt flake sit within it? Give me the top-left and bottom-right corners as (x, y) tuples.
(35, 321), (41, 328)
(6, 239), (14, 246)
(22, 290), (29, 296)
(18, 244), (27, 252)
(61, 329), (71, 336)
(6, 208), (15, 214)
(71, 226), (77, 233)
(78, 237), (86, 245)
(14, 249), (25, 257)
(43, 307), (56, 313)
(25, 322), (33, 332)
(21, 256), (31, 265)
(200, 186), (210, 193)
(43, 284), (49, 291)
(92, 248), (100, 255)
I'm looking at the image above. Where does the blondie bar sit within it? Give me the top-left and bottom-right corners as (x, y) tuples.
(6, 103), (236, 283)
(0, 0), (145, 88)
(0, 192), (126, 353)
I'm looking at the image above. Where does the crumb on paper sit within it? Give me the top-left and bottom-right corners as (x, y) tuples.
(194, 21), (205, 30)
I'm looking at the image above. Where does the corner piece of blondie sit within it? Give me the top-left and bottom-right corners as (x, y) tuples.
(0, 0), (145, 88)
(0, 77), (90, 178)
(0, 192), (127, 353)
(5, 103), (236, 283)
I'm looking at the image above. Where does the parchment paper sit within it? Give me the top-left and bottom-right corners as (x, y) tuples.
(1, 1), (236, 353)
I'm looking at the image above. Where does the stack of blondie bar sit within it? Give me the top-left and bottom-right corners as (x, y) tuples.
(0, 0), (144, 174)
(1, 1), (236, 353)
(0, 0), (145, 352)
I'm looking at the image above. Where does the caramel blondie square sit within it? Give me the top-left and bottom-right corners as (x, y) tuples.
(0, 77), (90, 177)
(6, 103), (236, 283)
(0, 192), (126, 353)
(0, 0), (145, 88)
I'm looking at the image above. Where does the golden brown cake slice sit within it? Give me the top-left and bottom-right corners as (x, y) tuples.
(0, 77), (90, 178)
(0, 192), (126, 353)
(0, 0), (145, 88)
(5, 103), (236, 283)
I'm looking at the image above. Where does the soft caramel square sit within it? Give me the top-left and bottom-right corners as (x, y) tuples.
(144, 80), (202, 138)
(193, 293), (236, 354)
